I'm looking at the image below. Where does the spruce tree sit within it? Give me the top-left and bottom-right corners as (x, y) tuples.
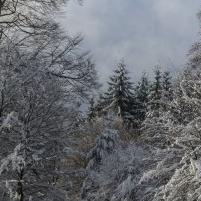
(102, 61), (135, 124)
(133, 73), (150, 128)
(162, 71), (173, 110)
(88, 98), (96, 121)
(143, 68), (172, 148)
(147, 68), (163, 118)
(93, 94), (108, 117)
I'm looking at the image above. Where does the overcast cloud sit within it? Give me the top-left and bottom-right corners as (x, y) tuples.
(59, 0), (201, 83)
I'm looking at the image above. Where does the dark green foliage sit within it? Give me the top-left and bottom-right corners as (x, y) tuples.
(162, 71), (173, 111)
(132, 73), (150, 128)
(88, 98), (96, 121)
(98, 61), (135, 125)
(147, 68), (163, 118)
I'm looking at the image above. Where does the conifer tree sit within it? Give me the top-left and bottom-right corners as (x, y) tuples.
(93, 94), (108, 118)
(88, 98), (96, 122)
(147, 68), (163, 118)
(133, 73), (150, 128)
(163, 72), (173, 99)
(102, 61), (135, 124)
(162, 71), (173, 111)
(142, 68), (169, 147)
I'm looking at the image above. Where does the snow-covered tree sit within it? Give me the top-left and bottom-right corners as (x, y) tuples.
(0, 0), (74, 42)
(132, 73), (150, 128)
(88, 98), (96, 122)
(161, 71), (173, 111)
(100, 61), (135, 125)
(142, 68), (168, 147)
(81, 126), (118, 200)
(153, 66), (201, 201)
(149, 11), (201, 201)
(162, 71), (173, 101)
(147, 67), (163, 118)
(0, 57), (69, 200)
(0, 9), (97, 201)
(80, 125), (149, 201)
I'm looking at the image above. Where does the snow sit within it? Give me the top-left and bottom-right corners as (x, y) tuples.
(0, 112), (17, 130)
(0, 144), (25, 175)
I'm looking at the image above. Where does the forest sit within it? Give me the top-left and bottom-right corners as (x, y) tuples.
(0, 0), (201, 201)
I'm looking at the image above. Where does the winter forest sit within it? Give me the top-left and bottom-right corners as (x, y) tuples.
(0, 0), (201, 201)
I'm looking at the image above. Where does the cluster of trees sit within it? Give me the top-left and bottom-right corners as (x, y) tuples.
(81, 55), (201, 201)
(1, 1), (201, 201)
(0, 0), (97, 201)
(89, 62), (173, 129)
(80, 9), (201, 201)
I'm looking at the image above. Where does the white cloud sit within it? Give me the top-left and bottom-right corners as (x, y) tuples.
(59, 0), (200, 83)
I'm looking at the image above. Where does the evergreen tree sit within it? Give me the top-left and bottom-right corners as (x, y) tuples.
(147, 68), (163, 118)
(88, 98), (96, 121)
(162, 71), (173, 100)
(162, 71), (173, 111)
(133, 73), (150, 128)
(81, 127), (118, 200)
(142, 68), (169, 148)
(93, 94), (108, 118)
(102, 61), (135, 124)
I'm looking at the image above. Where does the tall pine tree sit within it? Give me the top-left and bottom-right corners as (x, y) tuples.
(133, 73), (150, 128)
(101, 61), (135, 125)
(143, 68), (173, 148)
(162, 71), (173, 111)
(147, 67), (163, 118)
(88, 98), (96, 122)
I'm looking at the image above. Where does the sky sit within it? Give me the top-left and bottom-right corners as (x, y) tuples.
(59, 0), (201, 83)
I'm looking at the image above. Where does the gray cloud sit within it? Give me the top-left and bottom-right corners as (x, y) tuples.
(59, 0), (201, 83)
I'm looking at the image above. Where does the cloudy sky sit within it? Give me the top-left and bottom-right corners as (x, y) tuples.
(59, 0), (201, 83)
